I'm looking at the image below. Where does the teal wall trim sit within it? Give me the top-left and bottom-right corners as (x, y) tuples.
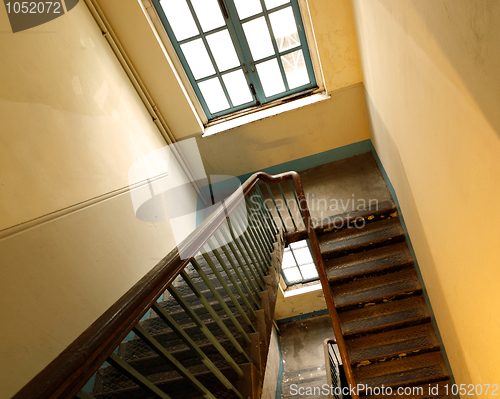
(370, 146), (457, 389)
(237, 139), (372, 182)
(275, 309), (328, 326)
(196, 140), (372, 227)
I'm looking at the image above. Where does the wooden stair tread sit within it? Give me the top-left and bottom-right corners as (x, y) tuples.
(353, 352), (449, 389)
(93, 364), (240, 399)
(319, 217), (405, 258)
(316, 200), (397, 233)
(120, 314), (251, 361)
(325, 243), (413, 283)
(346, 324), (440, 364)
(339, 297), (430, 336)
(100, 338), (247, 379)
(331, 269), (422, 309)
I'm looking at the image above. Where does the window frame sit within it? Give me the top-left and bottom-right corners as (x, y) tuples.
(281, 239), (319, 286)
(150, 0), (318, 121)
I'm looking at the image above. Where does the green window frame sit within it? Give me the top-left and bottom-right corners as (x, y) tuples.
(281, 239), (319, 286)
(152, 0), (317, 121)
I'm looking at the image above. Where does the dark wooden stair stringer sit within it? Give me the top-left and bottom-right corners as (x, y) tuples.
(316, 202), (453, 397)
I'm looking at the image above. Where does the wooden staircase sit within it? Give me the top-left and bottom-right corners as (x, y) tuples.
(89, 236), (284, 399)
(317, 201), (453, 398)
(14, 171), (454, 399)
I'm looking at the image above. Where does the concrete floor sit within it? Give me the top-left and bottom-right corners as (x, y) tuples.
(279, 315), (334, 398)
(263, 152), (393, 231)
(280, 315), (334, 373)
(299, 152), (393, 219)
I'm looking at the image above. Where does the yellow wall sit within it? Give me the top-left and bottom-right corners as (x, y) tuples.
(275, 283), (327, 321)
(197, 84), (369, 176)
(0, 1), (167, 229)
(0, 0), (365, 395)
(95, 0), (366, 176)
(351, 0), (500, 391)
(196, 0), (366, 176)
(0, 2), (197, 397)
(94, 0), (204, 139)
(307, 0), (362, 92)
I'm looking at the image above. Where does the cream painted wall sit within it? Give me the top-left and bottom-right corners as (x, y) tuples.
(194, 0), (365, 177)
(91, 0), (365, 170)
(307, 0), (363, 92)
(94, 0), (204, 139)
(261, 327), (280, 399)
(0, 0), (169, 229)
(197, 83), (369, 177)
(351, 0), (500, 392)
(275, 284), (327, 321)
(0, 2), (199, 397)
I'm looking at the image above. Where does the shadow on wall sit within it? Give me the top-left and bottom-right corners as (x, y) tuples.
(378, 0), (500, 138)
(363, 88), (472, 387)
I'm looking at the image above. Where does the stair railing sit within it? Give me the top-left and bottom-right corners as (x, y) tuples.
(13, 171), (357, 399)
(324, 338), (353, 399)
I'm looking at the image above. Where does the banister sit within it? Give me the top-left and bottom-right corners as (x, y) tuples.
(13, 171), (357, 399)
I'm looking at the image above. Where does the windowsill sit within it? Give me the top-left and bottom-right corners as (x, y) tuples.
(202, 91), (330, 137)
(283, 279), (322, 298)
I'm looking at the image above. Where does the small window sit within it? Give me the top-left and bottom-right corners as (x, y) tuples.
(281, 239), (319, 286)
(153, 0), (317, 120)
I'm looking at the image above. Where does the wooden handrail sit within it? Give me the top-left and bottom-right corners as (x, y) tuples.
(285, 173), (359, 399)
(13, 171), (357, 399)
(323, 338), (336, 399)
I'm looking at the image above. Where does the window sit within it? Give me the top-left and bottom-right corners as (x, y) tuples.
(152, 0), (317, 120)
(281, 239), (319, 285)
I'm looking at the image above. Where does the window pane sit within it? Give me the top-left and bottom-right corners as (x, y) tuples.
(233, 0), (262, 20)
(191, 0), (225, 32)
(299, 264), (318, 280)
(222, 70), (253, 106)
(264, 0), (290, 10)
(283, 267), (302, 283)
(282, 249), (296, 269)
(160, 0), (199, 41)
(242, 17), (275, 61)
(206, 30), (240, 72)
(198, 78), (230, 113)
(269, 7), (300, 52)
(256, 58), (286, 97)
(290, 240), (307, 250)
(181, 39), (216, 79)
(293, 247), (314, 265)
(281, 49), (309, 89)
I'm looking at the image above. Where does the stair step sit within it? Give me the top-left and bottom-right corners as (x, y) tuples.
(316, 200), (397, 234)
(363, 381), (453, 399)
(139, 294), (252, 334)
(325, 243), (413, 283)
(346, 324), (441, 364)
(178, 262), (261, 297)
(93, 364), (239, 399)
(331, 269), (422, 310)
(353, 352), (449, 391)
(150, 289), (252, 327)
(319, 217), (405, 259)
(339, 297), (430, 337)
(99, 338), (247, 381)
(120, 314), (252, 362)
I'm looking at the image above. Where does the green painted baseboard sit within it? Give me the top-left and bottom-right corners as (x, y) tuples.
(238, 139), (372, 182)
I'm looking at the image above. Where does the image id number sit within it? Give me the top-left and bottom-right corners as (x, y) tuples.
(5, 2), (62, 14)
